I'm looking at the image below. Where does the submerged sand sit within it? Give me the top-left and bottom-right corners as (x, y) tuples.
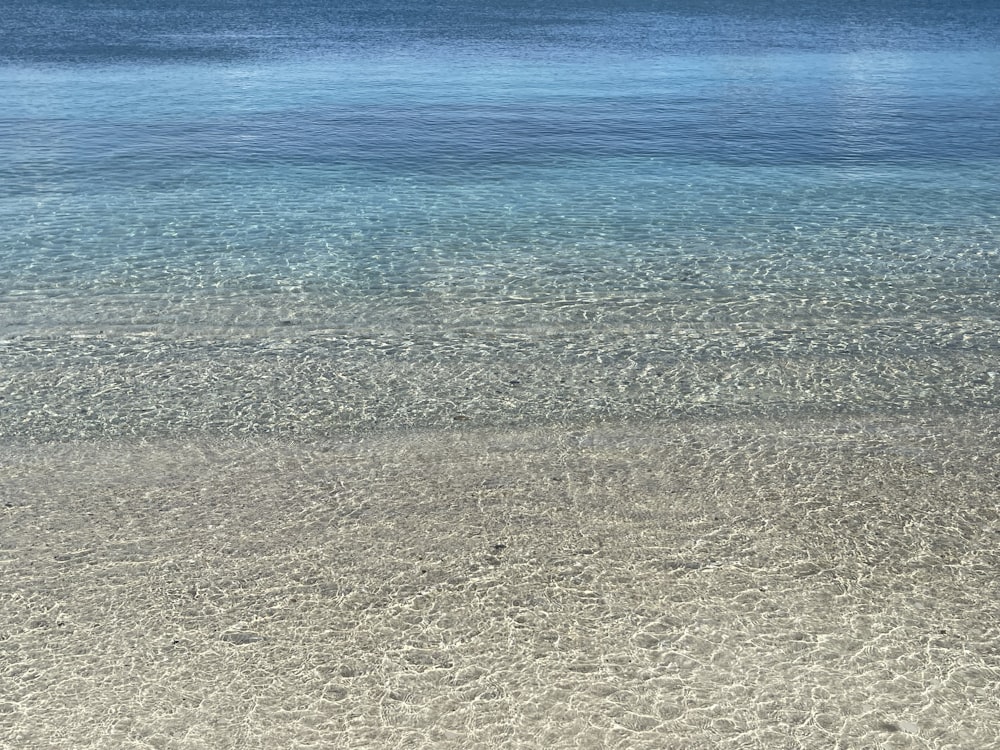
(2, 414), (998, 748)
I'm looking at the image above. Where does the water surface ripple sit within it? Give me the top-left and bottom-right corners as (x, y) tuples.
(2, 0), (999, 439)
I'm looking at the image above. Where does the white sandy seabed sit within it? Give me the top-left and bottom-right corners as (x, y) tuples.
(2, 413), (999, 749)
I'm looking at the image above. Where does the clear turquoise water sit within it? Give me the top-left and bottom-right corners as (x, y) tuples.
(2, 1), (999, 438)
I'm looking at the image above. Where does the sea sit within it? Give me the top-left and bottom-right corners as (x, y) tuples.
(4, 5), (1000, 748)
(2, 0), (999, 440)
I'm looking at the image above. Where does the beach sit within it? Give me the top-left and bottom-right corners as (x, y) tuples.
(3, 414), (998, 748)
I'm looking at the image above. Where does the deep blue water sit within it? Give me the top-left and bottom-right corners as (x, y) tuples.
(1, 0), (999, 437)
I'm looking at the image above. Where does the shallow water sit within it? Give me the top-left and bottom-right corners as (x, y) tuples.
(2, 3), (1000, 748)
(3, 418), (1000, 748)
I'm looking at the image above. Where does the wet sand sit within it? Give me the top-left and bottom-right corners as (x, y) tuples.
(2, 414), (998, 748)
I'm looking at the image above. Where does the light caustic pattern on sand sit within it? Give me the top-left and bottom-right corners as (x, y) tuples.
(2, 416), (998, 749)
